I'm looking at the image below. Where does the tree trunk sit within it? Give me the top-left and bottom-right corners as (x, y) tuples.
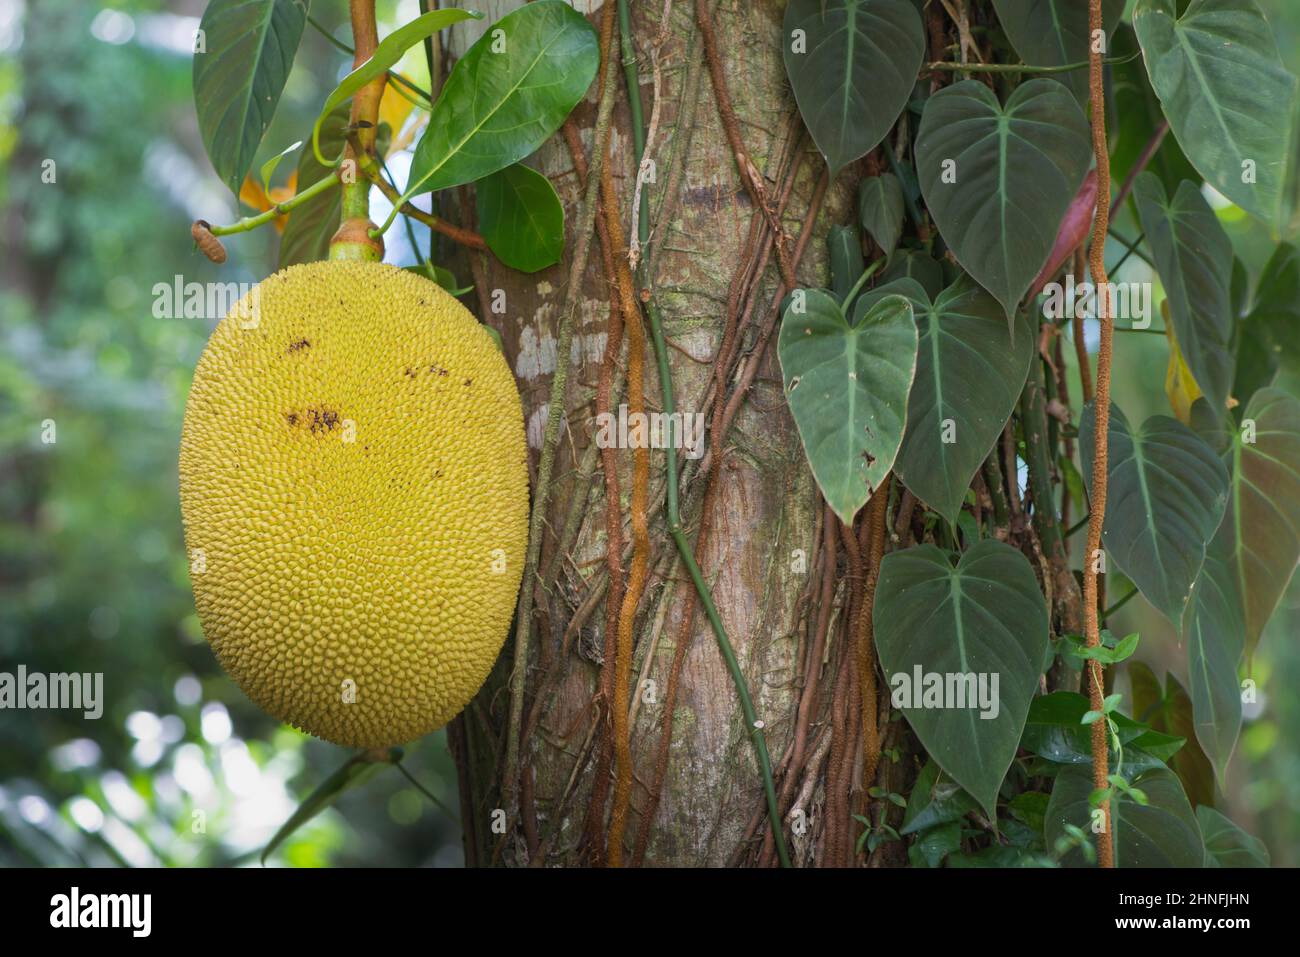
(453, 0), (864, 867)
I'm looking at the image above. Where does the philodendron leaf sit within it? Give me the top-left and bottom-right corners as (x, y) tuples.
(878, 249), (944, 299)
(279, 104), (348, 268)
(874, 540), (1049, 818)
(1133, 0), (1300, 233)
(778, 291), (917, 523)
(781, 0), (926, 177)
(915, 79), (1091, 318)
(857, 275), (1034, 524)
(990, 0), (1126, 103)
(1211, 387), (1300, 657)
(311, 8), (480, 164)
(193, 0), (309, 196)
(1079, 403), (1229, 629)
(407, 1), (599, 195)
(1046, 764), (1203, 867)
(1197, 806), (1270, 867)
(1243, 242), (1300, 376)
(475, 163), (564, 273)
(858, 173), (905, 257)
(1183, 548), (1243, 783)
(1133, 173), (1234, 414)
(900, 759), (979, 836)
(1129, 662), (1216, 808)
(827, 225), (865, 304)
(1020, 691), (1184, 773)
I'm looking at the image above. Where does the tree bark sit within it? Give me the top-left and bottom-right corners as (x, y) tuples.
(455, 0), (851, 867)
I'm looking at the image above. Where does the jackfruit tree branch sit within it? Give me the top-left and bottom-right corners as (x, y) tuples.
(330, 0), (386, 262)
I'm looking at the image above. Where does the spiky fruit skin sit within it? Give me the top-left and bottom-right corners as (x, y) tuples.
(179, 261), (528, 748)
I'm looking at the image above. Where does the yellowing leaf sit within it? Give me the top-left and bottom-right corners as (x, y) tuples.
(1164, 302), (1203, 423)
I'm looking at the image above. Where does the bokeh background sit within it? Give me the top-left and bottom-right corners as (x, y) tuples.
(1, 0), (1297, 867)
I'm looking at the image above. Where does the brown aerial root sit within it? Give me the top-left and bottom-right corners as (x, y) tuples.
(1082, 0), (1115, 870)
(603, 35), (651, 866)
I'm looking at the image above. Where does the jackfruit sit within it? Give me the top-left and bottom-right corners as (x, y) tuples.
(179, 260), (528, 749)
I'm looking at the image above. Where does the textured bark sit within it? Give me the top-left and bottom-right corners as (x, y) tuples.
(454, 0), (853, 866)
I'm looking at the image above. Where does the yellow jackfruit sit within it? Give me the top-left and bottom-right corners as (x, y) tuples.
(179, 260), (528, 749)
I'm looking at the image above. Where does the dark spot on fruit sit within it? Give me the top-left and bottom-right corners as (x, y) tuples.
(287, 338), (310, 353)
(285, 412), (299, 426)
(404, 366), (416, 378)
(464, 378), (472, 387)
(430, 363), (448, 376)
(287, 406), (343, 433)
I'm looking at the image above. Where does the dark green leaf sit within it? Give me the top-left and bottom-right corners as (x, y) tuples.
(878, 248), (944, 298)
(874, 540), (1050, 817)
(781, 0), (926, 176)
(1046, 764), (1203, 867)
(915, 79), (1091, 317)
(1132, 174), (1235, 413)
(1129, 662), (1216, 807)
(908, 820), (963, 868)
(1184, 549), (1243, 782)
(1079, 403), (1229, 628)
(989, 0), (1126, 103)
(827, 224), (865, 304)
(778, 291), (917, 523)
(1133, 0), (1300, 232)
(900, 759), (980, 835)
(1020, 691), (1181, 773)
(310, 8), (479, 164)
(193, 0), (308, 196)
(1197, 806), (1270, 867)
(475, 163), (564, 273)
(858, 172), (905, 256)
(278, 104), (348, 268)
(407, 1), (599, 195)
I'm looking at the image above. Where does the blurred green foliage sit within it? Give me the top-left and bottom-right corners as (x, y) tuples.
(1, 0), (461, 867)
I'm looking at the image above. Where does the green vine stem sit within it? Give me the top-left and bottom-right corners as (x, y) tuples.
(204, 173), (340, 237)
(923, 50), (1139, 74)
(619, 0), (790, 868)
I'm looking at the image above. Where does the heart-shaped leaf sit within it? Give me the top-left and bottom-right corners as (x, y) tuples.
(1209, 387), (1300, 657)
(1046, 764), (1203, 867)
(1242, 242), (1300, 377)
(1197, 806), (1270, 867)
(311, 8), (480, 165)
(858, 172), (905, 257)
(1020, 691), (1184, 773)
(858, 275), (1035, 523)
(878, 249), (944, 299)
(1129, 662), (1216, 808)
(874, 540), (1050, 817)
(475, 163), (564, 273)
(915, 79), (1091, 317)
(781, 0), (926, 176)
(1134, 0), (1300, 233)
(827, 224), (866, 304)
(1110, 24), (1200, 197)
(1132, 173), (1234, 414)
(406, 1), (599, 195)
(193, 0), (309, 196)
(990, 0), (1126, 103)
(1079, 403), (1229, 628)
(778, 291), (917, 523)
(1183, 548), (1243, 782)
(900, 760), (979, 836)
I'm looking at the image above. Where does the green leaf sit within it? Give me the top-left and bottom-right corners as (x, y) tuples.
(1197, 806), (1270, 867)
(1129, 663), (1216, 807)
(1213, 387), (1300, 656)
(1046, 764), (1203, 867)
(877, 275), (1035, 525)
(781, 0), (926, 177)
(1132, 174), (1234, 413)
(1109, 24), (1200, 197)
(778, 291), (917, 523)
(1184, 548), (1243, 782)
(193, 0), (309, 196)
(878, 249), (944, 298)
(406, 1), (599, 195)
(311, 8), (480, 165)
(1079, 403), (1229, 628)
(858, 172), (905, 257)
(475, 163), (564, 273)
(1133, 0), (1300, 233)
(261, 750), (395, 864)
(827, 225), (865, 304)
(908, 820), (963, 868)
(915, 79), (1091, 317)
(1020, 691), (1183, 773)
(1242, 242), (1300, 380)
(259, 140), (302, 192)
(989, 0), (1126, 103)
(874, 540), (1050, 817)
(900, 759), (980, 835)
(279, 105), (347, 268)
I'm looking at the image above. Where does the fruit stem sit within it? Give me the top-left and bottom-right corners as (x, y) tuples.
(330, 0), (386, 262)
